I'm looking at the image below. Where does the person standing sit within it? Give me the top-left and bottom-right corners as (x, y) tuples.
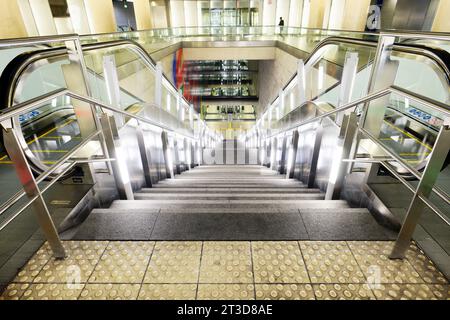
(278, 17), (285, 36)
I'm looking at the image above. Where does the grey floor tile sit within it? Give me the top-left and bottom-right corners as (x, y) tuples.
(151, 211), (308, 240)
(300, 209), (398, 240)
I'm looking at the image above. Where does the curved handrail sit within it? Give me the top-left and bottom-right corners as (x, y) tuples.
(0, 88), (202, 225)
(0, 39), (195, 114)
(260, 84), (449, 221)
(264, 36), (450, 114)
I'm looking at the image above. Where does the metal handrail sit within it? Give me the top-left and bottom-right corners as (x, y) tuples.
(264, 35), (450, 114)
(1, 39), (198, 117)
(0, 89), (199, 223)
(262, 85), (449, 225)
(342, 158), (450, 226)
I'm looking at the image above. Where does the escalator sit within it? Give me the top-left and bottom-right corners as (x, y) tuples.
(271, 36), (450, 180)
(0, 40), (169, 177)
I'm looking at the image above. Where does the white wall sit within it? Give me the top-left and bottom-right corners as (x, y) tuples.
(301, 0), (310, 27)
(17, 0), (39, 36)
(67, 0), (91, 34)
(327, 0), (345, 30)
(276, 0), (290, 26)
(54, 17), (75, 34)
(170, 0), (185, 28)
(29, 0), (58, 36)
(262, 0), (277, 25)
(288, 0), (304, 27)
(184, 0), (198, 27)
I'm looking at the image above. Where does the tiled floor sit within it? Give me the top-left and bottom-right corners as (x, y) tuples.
(0, 240), (448, 300)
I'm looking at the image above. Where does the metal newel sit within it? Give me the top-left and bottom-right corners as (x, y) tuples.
(3, 127), (66, 259)
(390, 122), (450, 259)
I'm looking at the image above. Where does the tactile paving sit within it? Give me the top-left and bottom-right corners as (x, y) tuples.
(89, 242), (154, 283)
(0, 283), (30, 300)
(252, 242), (309, 283)
(371, 284), (438, 300)
(138, 284), (197, 300)
(144, 242), (201, 283)
(33, 241), (109, 283)
(21, 283), (82, 300)
(255, 284), (315, 300)
(428, 284), (449, 300)
(300, 241), (365, 283)
(405, 243), (448, 284)
(13, 255), (50, 283)
(79, 284), (140, 300)
(313, 284), (375, 300)
(199, 242), (253, 283)
(347, 241), (423, 284)
(197, 284), (255, 300)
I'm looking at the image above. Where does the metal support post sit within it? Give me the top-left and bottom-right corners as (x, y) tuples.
(336, 51), (359, 126)
(390, 122), (450, 259)
(136, 123), (153, 188)
(279, 134), (288, 174)
(287, 130), (299, 179)
(307, 124), (323, 188)
(100, 114), (134, 200)
(3, 127), (66, 259)
(325, 113), (358, 200)
(161, 131), (174, 178)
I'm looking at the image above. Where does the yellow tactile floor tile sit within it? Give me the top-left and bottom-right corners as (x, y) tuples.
(199, 242), (253, 284)
(20, 283), (82, 300)
(372, 284), (439, 300)
(252, 242), (309, 283)
(79, 283), (140, 300)
(144, 242), (201, 284)
(33, 241), (109, 283)
(313, 284), (375, 300)
(428, 284), (449, 300)
(347, 241), (423, 284)
(13, 254), (51, 283)
(197, 284), (255, 300)
(138, 284), (197, 300)
(255, 284), (315, 300)
(89, 242), (154, 283)
(405, 243), (448, 284)
(300, 241), (365, 284)
(0, 283), (30, 300)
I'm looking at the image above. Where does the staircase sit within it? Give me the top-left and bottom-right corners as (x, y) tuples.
(66, 165), (396, 241)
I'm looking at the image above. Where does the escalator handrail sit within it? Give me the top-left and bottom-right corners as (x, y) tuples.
(264, 36), (450, 115)
(262, 84), (450, 214)
(0, 39), (196, 116)
(0, 88), (199, 222)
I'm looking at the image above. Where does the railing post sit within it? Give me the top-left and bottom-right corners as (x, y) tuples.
(162, 131), (174, 178)
(279, 134), (288, 174)
(307, 124), (323, 188)
(390, 121), (450, 259)
(100, 114), (134, 200)
(136, 122), (153, 188)
(325, 112), (358, 200)
(286, 130), (299, 179)
(336, 51), (359, 126)
(2, 126), (66, 259)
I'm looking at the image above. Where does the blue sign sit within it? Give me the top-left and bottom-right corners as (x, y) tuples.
(19, 110), (41, 123)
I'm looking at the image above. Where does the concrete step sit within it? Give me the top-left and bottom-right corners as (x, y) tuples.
(152, 183), (308, 189)
(133, 193), (325, 200)
(110, 199), (349, 210)
(68, 206), (395, 241)
(140, 187), (321, 194)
